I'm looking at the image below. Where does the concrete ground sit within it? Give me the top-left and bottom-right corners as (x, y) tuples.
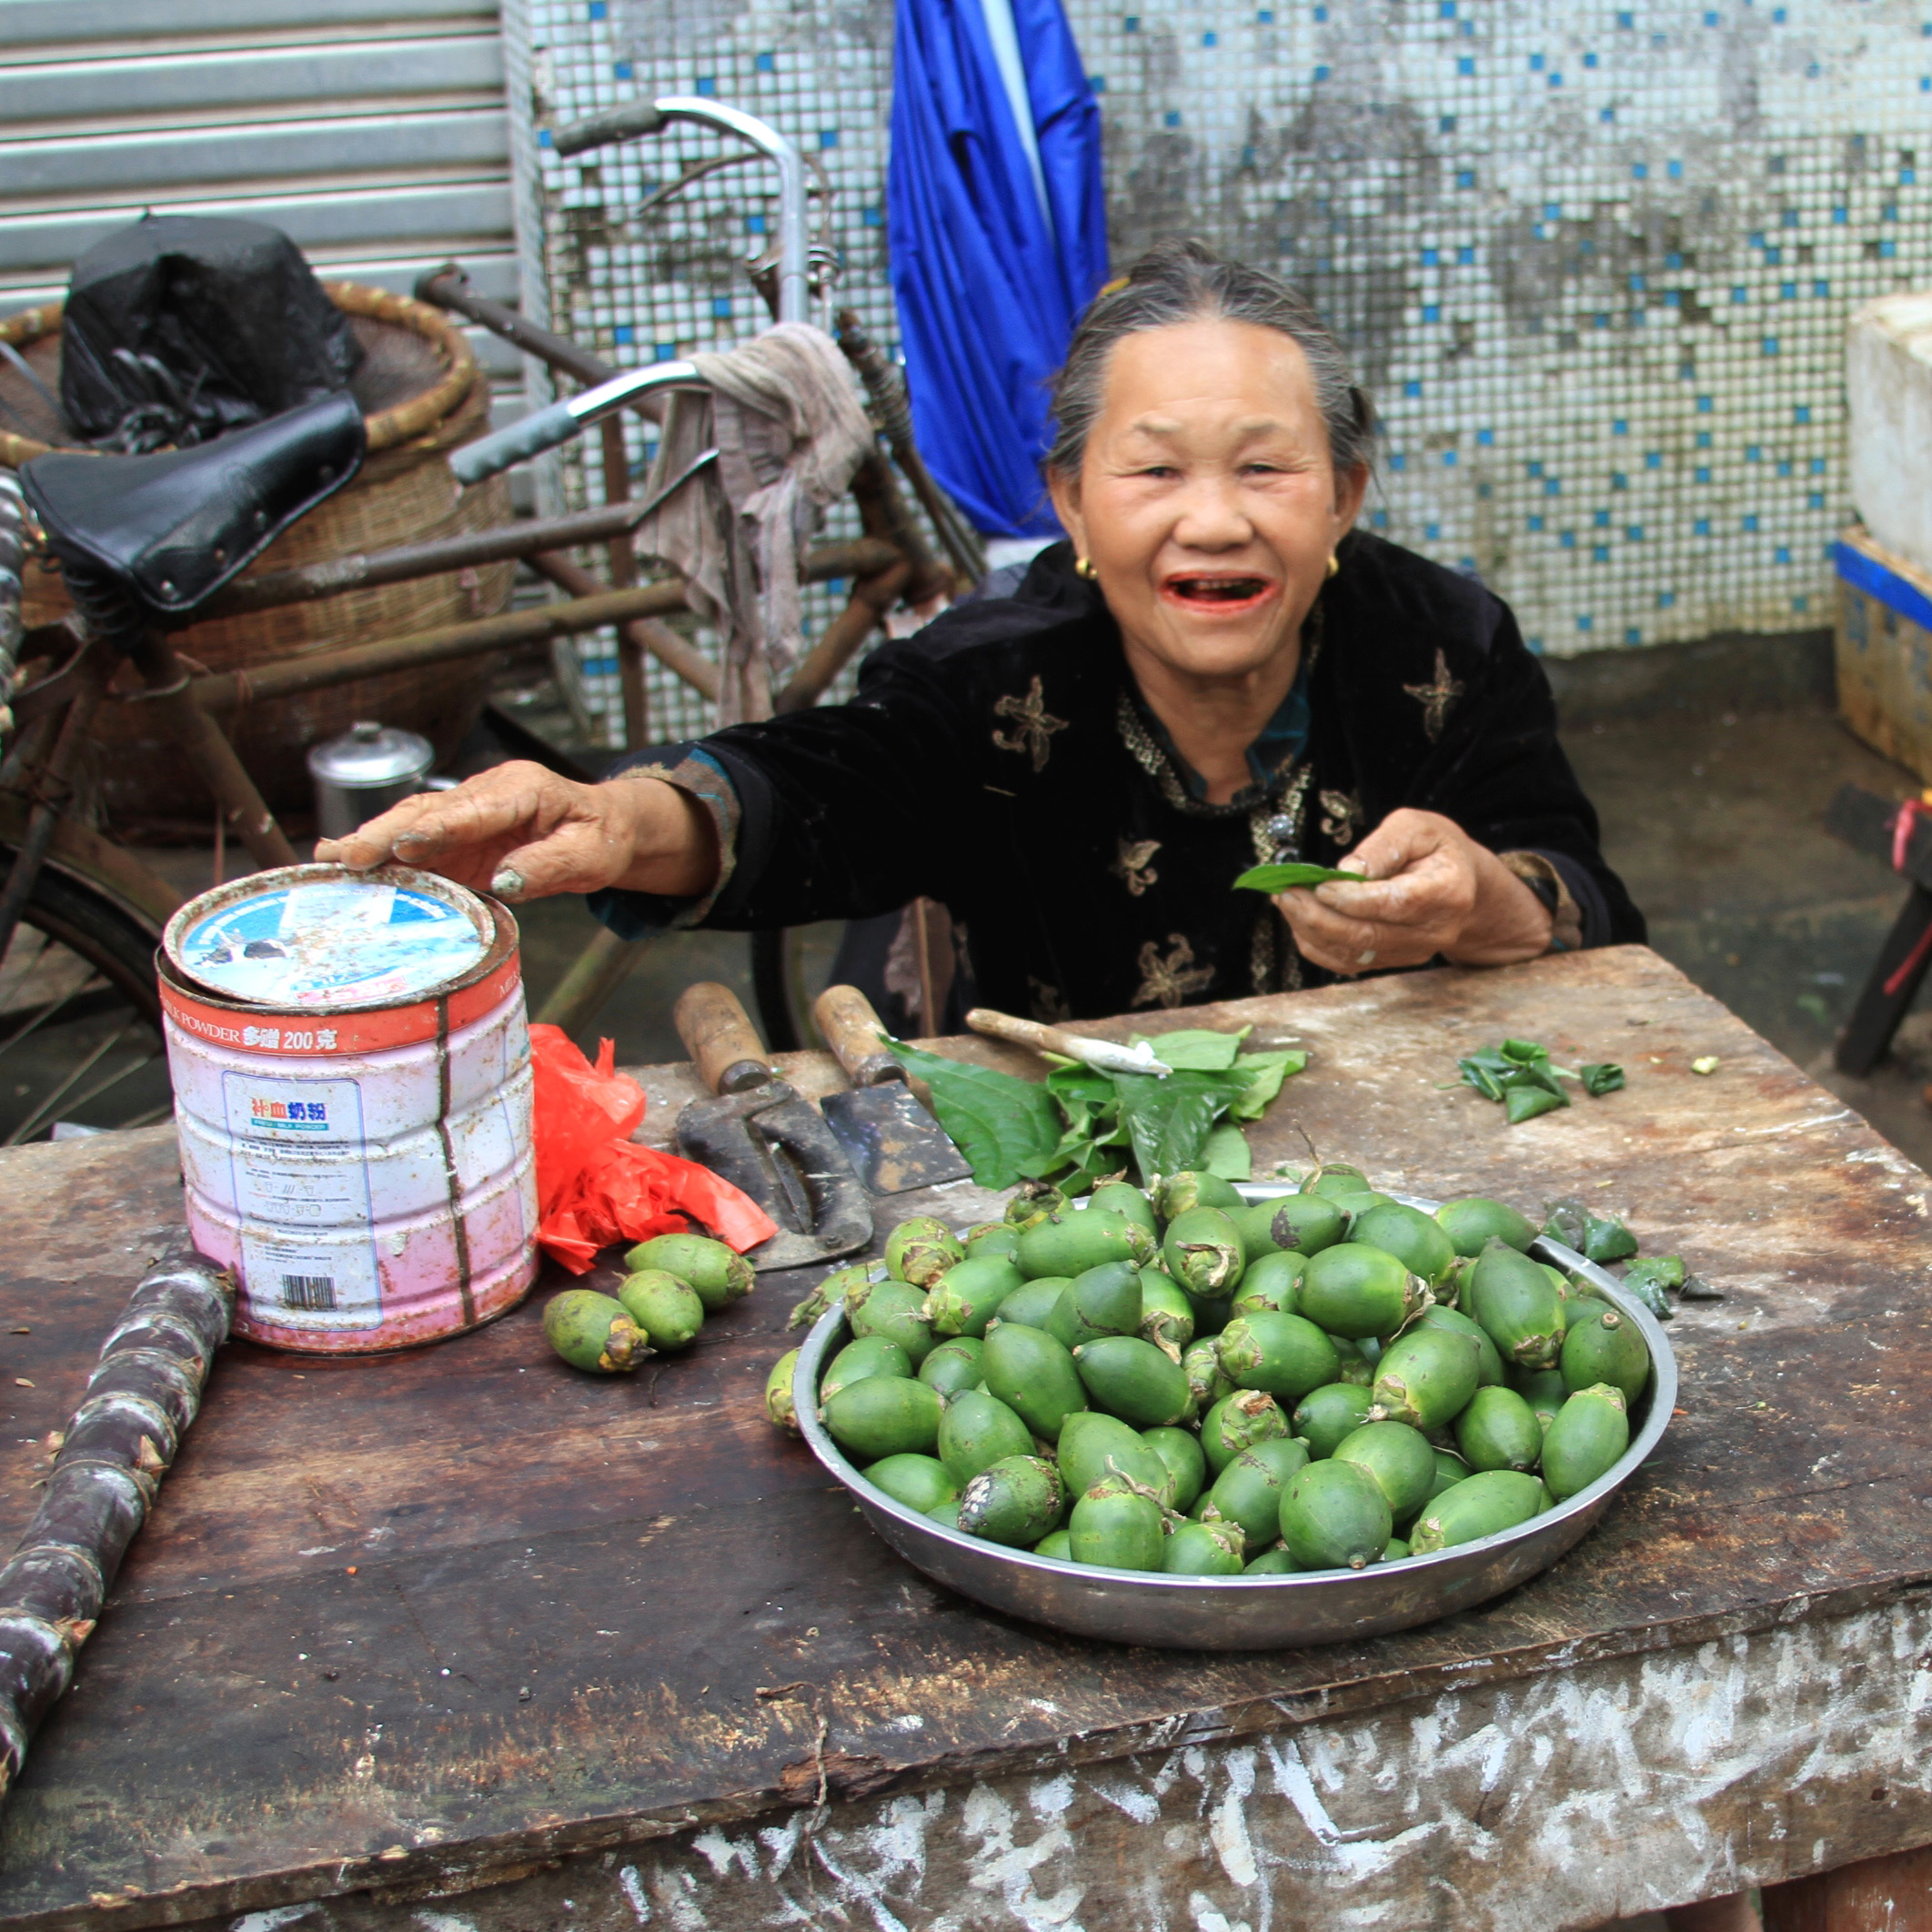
(1565, 699), (1932, 1172)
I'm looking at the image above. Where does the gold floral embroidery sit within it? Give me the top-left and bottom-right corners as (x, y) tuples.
(1132, 933), (1214, 1010)
(1112, 838), (1161, 896)
(1028, 976), (1071, 1024)
(1404, 648), (1465, 742)
(1319, 788), (1363, 846)
(991, 676), (1068, 772)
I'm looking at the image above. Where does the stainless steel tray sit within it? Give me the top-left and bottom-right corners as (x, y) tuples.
(793, 1193), (1676, 1650)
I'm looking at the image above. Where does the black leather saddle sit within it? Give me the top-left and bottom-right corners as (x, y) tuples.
(18, 389), (365, 618)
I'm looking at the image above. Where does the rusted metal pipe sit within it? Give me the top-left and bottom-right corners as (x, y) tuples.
(416, 264), (619, 393)
(597, 413), (650, 750)
(128, 632), (299, 870)
(774, 563), (911, 713)
(203, 449), (720, 618)
(525, 552), (719, 703)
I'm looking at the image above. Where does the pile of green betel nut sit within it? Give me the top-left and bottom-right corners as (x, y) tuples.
(766, 1166), (1651, 1576)
(543, 1233), (755, 1370)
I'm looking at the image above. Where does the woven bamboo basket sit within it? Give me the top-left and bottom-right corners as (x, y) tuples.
(0, 283), (515, 822)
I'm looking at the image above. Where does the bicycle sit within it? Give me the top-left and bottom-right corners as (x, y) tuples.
(0, 92), (972, 1139)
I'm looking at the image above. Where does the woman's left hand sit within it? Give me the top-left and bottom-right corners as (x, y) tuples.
(1273, 808), (1553, 973)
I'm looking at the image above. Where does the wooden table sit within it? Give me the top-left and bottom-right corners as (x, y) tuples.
(3, 945), (1930, 1932)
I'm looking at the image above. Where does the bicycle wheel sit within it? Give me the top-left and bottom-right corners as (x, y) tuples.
(0, 858), (171, 1144)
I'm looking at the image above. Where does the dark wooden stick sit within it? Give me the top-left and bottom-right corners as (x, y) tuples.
(0, 1250), (234, 1799)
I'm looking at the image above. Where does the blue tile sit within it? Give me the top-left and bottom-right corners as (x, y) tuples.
(1527, 514), (1545, 532)
(1810, 457), (1826, 473)
(612, 59), (631, 77)
(1658, 591), (1676, 609)
(1577, 614), (1594, 631)
(1645, 451), (1662, 468)
(1529, 52), (1545, 69)
(587, 0), (605, 15)
(1164, 109), (1182, 126)
(1456, 169), (1475, 188)
(1440, 114), (1458, 133)
(1585, 50), (1598, 65)
(614, 324), (634, 344)
(1313, 64), (1331, 80)
(755, 50), (777, 71)
(1762, 336), (1780, 356)
(1442, 448), (1456, 465)
(1425, 522), (1441, 539)
(1632, 162), (1648, 180)
(696, 75), (717, 95)
(1795, 405), (1811, 424)
(1776, 546), (1792, 563)
(1696, 430), (1712, 447)
(1594, 544), (1611, 561)
(1457, 245), (1475, 264)
(1695, 518), (1710, 535)
(1626, 627), (1643, 645)
(1391, 451), (1408, 470)
(1457, 55), (1474, 73)
(1696, 467), (1711, 483)
(1404, 379), (1423, 397)
(1545, 478), (1561, 495)
(711, 296), (733, 318)
(1477, 426), (1494, 444)
(1202, 29), (1219, 45)
(1742, 514), (1758, 532)
(1626, 526), (1644, 541)
(1697, 395), (1714, 412)
(1613, 473), (1628, 489)
(1090, 74), (1107, 91)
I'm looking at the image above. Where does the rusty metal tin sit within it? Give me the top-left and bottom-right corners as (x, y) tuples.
(158, 864), (538, 1353)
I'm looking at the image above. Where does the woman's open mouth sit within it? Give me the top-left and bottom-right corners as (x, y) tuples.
(1159, 573), (1279, 616)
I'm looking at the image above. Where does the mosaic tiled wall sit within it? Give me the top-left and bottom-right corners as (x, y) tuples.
(514, 0), (1932, 739)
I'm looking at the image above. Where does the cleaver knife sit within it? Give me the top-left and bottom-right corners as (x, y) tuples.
(813, 984), (973, 1194)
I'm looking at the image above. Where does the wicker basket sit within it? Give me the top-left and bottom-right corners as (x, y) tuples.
(0, 283), (515, 822)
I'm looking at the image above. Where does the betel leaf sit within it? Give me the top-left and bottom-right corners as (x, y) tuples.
(885, 1039), (1063, 1191)
(1129, 1026), (1250, 1071)
(1228, 1049), (1308, 1120)
(1201, 1120), (1253, 1181)
(1233, 862), (1362, 893)
(1505, 1084), (1568, 1124)
(1111, 1068), (1248, 1182)
(1579, 1062), (1626, 1096)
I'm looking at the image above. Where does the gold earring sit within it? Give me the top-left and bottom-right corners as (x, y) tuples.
(1075, 555), (1098, 580)
(1325, 552), (1340, 579)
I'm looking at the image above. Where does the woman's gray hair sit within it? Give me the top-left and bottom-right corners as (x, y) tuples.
(1046, 238), (1374, 480)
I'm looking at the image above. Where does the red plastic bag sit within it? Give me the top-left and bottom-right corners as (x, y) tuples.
(528, 1023), (777, 1273)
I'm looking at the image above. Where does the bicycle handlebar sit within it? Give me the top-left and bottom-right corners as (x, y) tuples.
(553, 100), (666, 156)
(547, 94), (810, 326)
(448, 360), (703, 487)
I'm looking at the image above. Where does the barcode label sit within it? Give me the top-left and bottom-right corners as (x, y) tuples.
(280, 1273), (337, 1312)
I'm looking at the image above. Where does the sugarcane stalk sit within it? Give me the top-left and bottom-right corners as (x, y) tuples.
(0, 1250), (234, 1800)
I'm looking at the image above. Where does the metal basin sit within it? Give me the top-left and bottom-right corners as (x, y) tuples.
(794, 1195), (1676, 1650)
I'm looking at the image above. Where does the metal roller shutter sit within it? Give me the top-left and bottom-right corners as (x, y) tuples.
(0, 0), (540, 428)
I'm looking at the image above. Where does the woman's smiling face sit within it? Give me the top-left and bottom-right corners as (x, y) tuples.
(1049, 317), (1368, 686)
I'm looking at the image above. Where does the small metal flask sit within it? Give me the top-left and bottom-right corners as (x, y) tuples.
(307, 720), (437, 840)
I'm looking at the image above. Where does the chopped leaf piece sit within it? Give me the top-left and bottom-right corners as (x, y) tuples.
(1202, 1121), (1253, 1180)
(1499, 1038), (1551, 1066)
(1624, 1254), (1684, 1293)
(1233, 862), (1361, 893)
(1579, 1062), (1626, 1096)
(1691, 1055), (1720, 1075)
(1505, 1084), (1568, 1123)
(885, 1040), (1063, 1191)
(1543, 1197), (1591, 1249)
(1583, 1211), (1639, 1264)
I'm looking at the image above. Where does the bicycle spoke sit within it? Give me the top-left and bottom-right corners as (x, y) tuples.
(115, 1099), (176, 1131)
(50, 1044), (164, 1125)
(9, 1019), (137, 1146)
(0, 971), (106, 1068)
(0, 930), (52, 1012)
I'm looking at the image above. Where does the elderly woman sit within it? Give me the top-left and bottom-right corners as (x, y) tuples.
(320, 241), (1642, 1016)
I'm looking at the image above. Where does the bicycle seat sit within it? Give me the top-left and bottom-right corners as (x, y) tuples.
(18, 389), (365, 617)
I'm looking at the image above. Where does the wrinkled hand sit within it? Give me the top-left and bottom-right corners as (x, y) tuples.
(1273, 808), (1552, 974)
(313, 761), (719, 901)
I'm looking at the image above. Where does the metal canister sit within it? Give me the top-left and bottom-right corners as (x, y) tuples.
(307, 721), (435, 841)
(157, 863), (539, 1353)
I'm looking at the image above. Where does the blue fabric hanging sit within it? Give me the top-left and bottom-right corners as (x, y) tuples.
(888, 0), (1109, 539)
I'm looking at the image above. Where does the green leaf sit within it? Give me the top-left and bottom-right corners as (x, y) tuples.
(1202, 1121), (1253, 1180)
(1499, 1037), (1552, 1066)
(1112, 1068), (1247, 1182)
(1583, 1211), (1639, 1263)
(1129, 1026), (1250, 1071)
(1229, 1049), (1307, 1120)
(886, 1039), (1065, 1191)
(1625, 1254), (1684, 1292)
(1233, 862), (1361, 894)
(1504, 1084), (1568, 1123)
(1579, 1062), (1626, 1096)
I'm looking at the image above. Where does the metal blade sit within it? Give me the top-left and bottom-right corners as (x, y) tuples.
(820, 1083), (972, 1194)
(675, 1081), (872, 1270)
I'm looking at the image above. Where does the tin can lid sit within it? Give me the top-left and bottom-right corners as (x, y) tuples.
(306, 720), (435, 790)
(169, 868), (491, 1010)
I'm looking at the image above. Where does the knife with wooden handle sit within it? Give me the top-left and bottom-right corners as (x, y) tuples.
(813, 984), (972, 1193)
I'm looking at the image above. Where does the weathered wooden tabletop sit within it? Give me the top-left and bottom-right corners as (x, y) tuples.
(2, 944), (1930, 1932)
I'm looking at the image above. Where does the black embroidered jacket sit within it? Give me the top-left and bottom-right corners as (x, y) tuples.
(594, 534), (1645, 1021)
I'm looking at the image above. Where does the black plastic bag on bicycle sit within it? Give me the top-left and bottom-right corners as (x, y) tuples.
(59, 215), (362, 455)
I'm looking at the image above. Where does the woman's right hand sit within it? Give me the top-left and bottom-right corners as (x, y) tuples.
(313, 762), (720, 902)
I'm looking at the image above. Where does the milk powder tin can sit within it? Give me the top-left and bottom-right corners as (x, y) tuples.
(158, 864), (539, 1353)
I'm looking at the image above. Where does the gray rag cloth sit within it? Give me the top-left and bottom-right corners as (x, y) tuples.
(632, 322), (875, 725)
